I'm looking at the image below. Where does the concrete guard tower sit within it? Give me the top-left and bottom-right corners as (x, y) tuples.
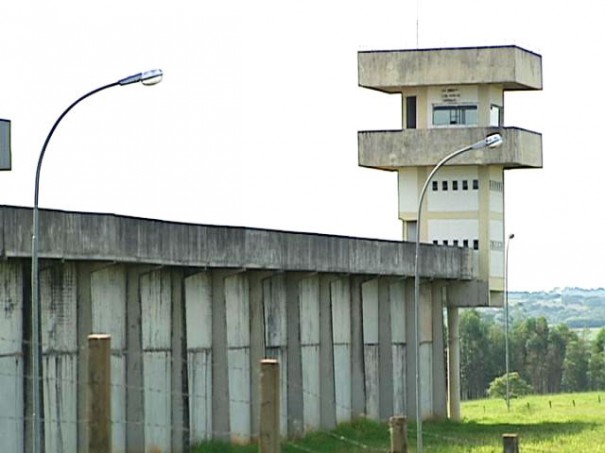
(357, 46), (542, 416)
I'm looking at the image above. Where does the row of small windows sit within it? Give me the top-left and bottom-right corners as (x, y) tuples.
(489, 180), (504, 192)
(432, 179), (479, 192)
(432, 179), (504, 192)
(432, 239), (505, 251)
(490, 240), (504, 251)
(433, 239), (479, 250)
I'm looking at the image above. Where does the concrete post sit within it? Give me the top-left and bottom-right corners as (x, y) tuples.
(259, 359), (280, 453)
(432, 285), (447, 419)
(502, 434), (519, 452)
(87, 334), (112, 453)
(447, 307), (461, 421)
(389, 416), (407, 453)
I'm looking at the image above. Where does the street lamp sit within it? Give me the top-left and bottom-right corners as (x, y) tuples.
(504, 233), (515, 411)
(413, 133), (503, 453)
(30, 69), (163, 453)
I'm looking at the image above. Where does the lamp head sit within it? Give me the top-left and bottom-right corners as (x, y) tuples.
(509, 233), (515, 240)
(470, 133), (503, 150)
(485, 133), (503, 148)
(118, 69), (163, 86)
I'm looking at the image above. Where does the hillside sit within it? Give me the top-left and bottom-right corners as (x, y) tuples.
(507, 288), (605, 328)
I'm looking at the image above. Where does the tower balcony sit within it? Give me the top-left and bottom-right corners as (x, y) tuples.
(358, 127), (542, 170)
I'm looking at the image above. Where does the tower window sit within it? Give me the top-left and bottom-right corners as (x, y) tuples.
(473, 239), (479, 250)
(406, 96), (417, 129)
(462, 180), (468, 191)
(489, 180), (503, 192)
(433, 240), (439, 245)
(443, 240), (449, 246)
(442, 180), (448, 191)
(432, 181), (438, 191)
(452, 180), (459, 191)
(472, 179), (479, 190)
(453, 239), (459, 246)
(490, 104), (503, 127)
(463, 239), (469, 248)
(433, 104), (478, 126)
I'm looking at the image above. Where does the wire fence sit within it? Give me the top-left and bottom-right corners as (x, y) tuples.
(1, 333), (602, 452)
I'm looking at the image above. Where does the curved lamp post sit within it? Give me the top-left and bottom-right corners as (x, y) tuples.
(31, 69), (163, 453)
(413, 133), (503, 453)
(504, 233), (515, 411)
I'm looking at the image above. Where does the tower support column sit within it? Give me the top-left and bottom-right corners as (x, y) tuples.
(447, 306), (461, 421)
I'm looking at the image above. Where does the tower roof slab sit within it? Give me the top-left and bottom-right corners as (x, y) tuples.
(358, 45), (542, 92)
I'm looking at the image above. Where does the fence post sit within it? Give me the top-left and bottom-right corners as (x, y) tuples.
(502, 433), (519, 453)
(259, 359), (280, 453)
(88, 334), (112, 453)
(389, 416), (407, 453)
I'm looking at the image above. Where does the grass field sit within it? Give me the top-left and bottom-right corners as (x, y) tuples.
(194, 391), (605, 452)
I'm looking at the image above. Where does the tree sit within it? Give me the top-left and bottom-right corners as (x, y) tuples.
(545, 324), (572, 393)
(589, 352), (605, 390)
(589, 328), (605, 390)
(487, 372), (533, 399)
(524, 317), (550, 393)
(460, 309), (491, 399)
(562, 333), (589, 392)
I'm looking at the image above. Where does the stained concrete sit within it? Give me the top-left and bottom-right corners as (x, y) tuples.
(0, 206), (484, 452)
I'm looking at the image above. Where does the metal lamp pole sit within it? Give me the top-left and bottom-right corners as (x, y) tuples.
(30, 69), (163, 453)
(413, 133), (503, 453)
(504, 233), (515, 411)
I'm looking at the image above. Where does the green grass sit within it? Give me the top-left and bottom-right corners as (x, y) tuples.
(193, 391), (605, 452)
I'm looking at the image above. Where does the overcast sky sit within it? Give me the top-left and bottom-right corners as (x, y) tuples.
(1, 1), (602, 292)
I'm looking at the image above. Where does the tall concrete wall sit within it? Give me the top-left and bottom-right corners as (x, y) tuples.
(3, 260), (452, 451)
(0, 206), (477, 451)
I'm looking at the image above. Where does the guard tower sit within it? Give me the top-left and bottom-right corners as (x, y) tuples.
(358, 46), (542, 305)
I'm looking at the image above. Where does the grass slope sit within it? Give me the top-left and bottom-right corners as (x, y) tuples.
(194, 391), (605, 452)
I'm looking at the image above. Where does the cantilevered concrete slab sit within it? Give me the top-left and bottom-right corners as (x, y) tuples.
(0, 205), (473, 280)
(358, 126), (542, 171)
(358, 45), (542, 93)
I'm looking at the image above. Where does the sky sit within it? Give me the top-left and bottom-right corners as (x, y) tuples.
(0, 0), (602, 292)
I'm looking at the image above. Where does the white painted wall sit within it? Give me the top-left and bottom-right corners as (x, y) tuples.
(490, 219), (505, 279)
(427, 166), (480, 213)
(398, 168), (419, 217)
(428, 219), (479, 245)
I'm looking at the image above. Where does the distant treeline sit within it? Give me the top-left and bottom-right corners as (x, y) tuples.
(508, 288), (605, 329)
(460, 309), (605, 400)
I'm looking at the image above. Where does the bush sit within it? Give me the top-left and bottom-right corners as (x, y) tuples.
(488, 372), (533, 399)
